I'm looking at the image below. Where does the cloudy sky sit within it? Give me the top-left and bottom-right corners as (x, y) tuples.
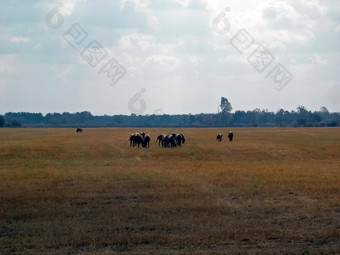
(0, 0), (339, 115)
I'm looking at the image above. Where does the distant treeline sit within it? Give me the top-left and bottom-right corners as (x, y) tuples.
(1, 106), (339, 128)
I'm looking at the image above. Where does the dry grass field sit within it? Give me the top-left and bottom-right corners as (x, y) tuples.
(0, 128), (339, 254)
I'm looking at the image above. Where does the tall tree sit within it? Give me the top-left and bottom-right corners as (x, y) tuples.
(220, 97), (232, 114)
(219, 97), (233, 126)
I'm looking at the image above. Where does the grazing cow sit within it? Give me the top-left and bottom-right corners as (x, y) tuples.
(175, 134), (183, 147)
(129, 133), (143, 147)
(169, 135), (177, 147)
(179, 133), (185, 144)
(162, 135), (169, 147)
(228, 131), (233, 141)
(143, 135), (151, 148)
(163, 135), (177, 148)
(129, 133), (137, 147)
(156, 134), (166, 147)
(171, 134), (178, 146)
(216, 133), (223, 142)
(76, 127), (83, 133)
(159, 133), (185, 148)
(175, 133), (185, 147)
(129, 132), (150, 148)
(139, 132), (150, 148)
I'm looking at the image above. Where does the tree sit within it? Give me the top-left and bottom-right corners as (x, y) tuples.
(0, 115), (4, 127)
(220, 97), (232, 114)
(320, 106), (329, 113)
(297, 105), (307, 114)
(296, 106), (308, 126)
(275, 109), (284, 125)
(248, 108), (261, 127)
(11, 120), (22, 127)
(232, 110), (246, 125)
(219, 97), (233, 126)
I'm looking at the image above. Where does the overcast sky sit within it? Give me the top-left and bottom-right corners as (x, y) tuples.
(0, 0), (339, 115)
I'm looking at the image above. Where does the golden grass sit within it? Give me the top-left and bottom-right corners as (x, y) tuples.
(0, 128), (339, 254)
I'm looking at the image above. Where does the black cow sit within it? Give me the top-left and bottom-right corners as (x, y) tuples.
(129, 132), (150, 148)
(228, 131), (233, 141)
(156, 134), (166, 147)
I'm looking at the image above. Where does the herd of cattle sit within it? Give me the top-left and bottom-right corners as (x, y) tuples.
(129, 132), (151, 148)
(76, 128), (233, 148)
(156, 134), (185, 148)
(129, 131), (233, 148)
(129, 133), (185, 148)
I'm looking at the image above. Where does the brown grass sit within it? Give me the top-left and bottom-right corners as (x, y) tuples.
(0, 128), (339, 254)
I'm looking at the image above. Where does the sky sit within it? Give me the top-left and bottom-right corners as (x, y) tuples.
(0, 0), (339, 115)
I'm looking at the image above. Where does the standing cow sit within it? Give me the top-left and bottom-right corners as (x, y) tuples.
(228, 131), (233, 141)
(163, 135), (177, 148)
(156, 134), (166, 147)
(129, 132), (150, 148)
(130, 133), (143, 147)
(179, 133), (185, 145)
(143, 134), (151, 148)
(216, 134), (223, 142)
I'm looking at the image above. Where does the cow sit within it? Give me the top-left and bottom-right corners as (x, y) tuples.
(228, 131), (233, 141)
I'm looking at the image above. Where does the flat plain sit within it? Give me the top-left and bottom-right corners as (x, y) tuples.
(0, 128), (339, 254)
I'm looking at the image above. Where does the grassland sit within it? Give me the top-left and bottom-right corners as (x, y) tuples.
(0, 128), (339, 254)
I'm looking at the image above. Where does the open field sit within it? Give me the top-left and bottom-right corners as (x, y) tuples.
(0, 128), (339, 254)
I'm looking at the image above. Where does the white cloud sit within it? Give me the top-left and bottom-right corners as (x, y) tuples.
(0, 78), (8, 90)
(36, 0), (79, 18)
(33, 43), (42, 50)
(120, 53), (141, 65)
(0, 55), (18, 75)
(147, 14), (161, 30)
(10, 36), (29, 43)
(143, 55), (181, 69)
(59, 0), (79, 16)
(210, 0), (330, 49)
(52, 65), (73, 79)
(119, 34), (155, 50)
(304, 54), (328, 65)
(217, 54), (247, 65)
(189, 55), (199, 65)
(120, 0), (148, 11)
(0, 54), (18, 91)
